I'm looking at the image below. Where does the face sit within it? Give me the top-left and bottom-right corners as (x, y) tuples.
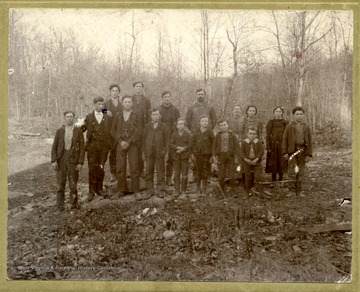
(110, 87), (120, 98)
(177, 120), (185, 131)
(199, 117), (209, 128)
(151, 111), (161, 122)
(162, 93), (171, 106)
(247, 129), (257, 141)
(134, 83), (143, 95)
(122, 98), (133, 110)
(247, 107), (256, 118)
(219, 121), (229, 132)
(274, 108), (283, 119)
(233, 106), (241, 117)
(196, 90), (206, 102)
(64, 113), (74, 126)
(293, 110), (304, 123)
(94, 101), (105, 112)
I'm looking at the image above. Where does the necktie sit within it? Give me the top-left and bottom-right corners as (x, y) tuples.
(249, 143), (255, 159)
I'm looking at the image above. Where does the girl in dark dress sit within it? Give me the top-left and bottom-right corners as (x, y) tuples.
(265, 106), (288, 182)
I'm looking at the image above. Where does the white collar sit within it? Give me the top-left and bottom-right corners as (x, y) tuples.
(244, 138), (259, 144)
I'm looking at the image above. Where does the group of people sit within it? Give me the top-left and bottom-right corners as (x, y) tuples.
(51, 82), (313, 211)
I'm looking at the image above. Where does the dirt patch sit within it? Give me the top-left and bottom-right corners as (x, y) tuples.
(7, 136), (352, 282)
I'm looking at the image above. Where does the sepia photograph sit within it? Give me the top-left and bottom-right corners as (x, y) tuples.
(7, 7), (353, 284)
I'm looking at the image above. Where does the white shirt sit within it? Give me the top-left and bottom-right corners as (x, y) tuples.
(94, 110), (103, 124)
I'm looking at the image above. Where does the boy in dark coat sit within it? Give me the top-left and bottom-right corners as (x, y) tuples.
(192, 115), (214, 195)
(241, 126), (267, 198)
(111, 95), (142, 199)
(213, 119), (239, 196)
(143, 108), (169, 199)
(159, 91), (180, 186)
(169, 118), (192, 196)
(51, 111), (85, 210)
(82, 97), (112, 202)
(282, 106), (312, 197)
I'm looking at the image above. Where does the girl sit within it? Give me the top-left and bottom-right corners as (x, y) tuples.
(265, 106), (288, 182)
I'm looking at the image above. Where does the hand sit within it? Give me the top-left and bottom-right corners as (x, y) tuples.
(244, 158), (251, 165)
(176, 150), (181, 154)
(120, 141), (129, 150)
(52, 161), (58, 170)
(283, 154), (289, 160)
(304, 156), (311, 163)
(251, 158), (259, 165)
(76, 164), (82, 171)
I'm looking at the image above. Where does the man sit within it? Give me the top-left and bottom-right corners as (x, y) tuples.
(228, 105), (243, 140)
(111, 95), (141, 199)
(105, 84), (123, 182)
(185, 89), (217, 133)
(132, 81), (151, 177)
(51, 111), (85, 211)
(159, 91), (180, 185)
(82, 97), (112, 202)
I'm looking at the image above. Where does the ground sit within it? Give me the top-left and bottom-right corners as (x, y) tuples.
(7, 122), (352, 283)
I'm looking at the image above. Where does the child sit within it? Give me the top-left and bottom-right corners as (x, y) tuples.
(282, 106), (312, 197)
(192, 115), (214, 195)
(240, 105), (263, 186)
(213, 119), (239, 196)
(169, 118), (192, 196)
(241, 126), (267, 198)
(142, 108), (169, 199)
(265, 106), (288, 183)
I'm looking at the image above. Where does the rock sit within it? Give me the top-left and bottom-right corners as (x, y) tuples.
(163, 230), (175, 240)
(142, 208), (150, 215)
(264, 236), (277, 241)
(293, 245), (301, 253)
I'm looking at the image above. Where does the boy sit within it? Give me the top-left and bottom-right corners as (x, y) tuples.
(241, 126), (267, 198)
(111, 95), (141, 199)
(192, 115), (214, 195)
(142, 108), (169, 199)
(282, 106), (312, 197)
(169, 118), (192, 197)
(51, 111), (85, 210)
(159, 91), (180, 186)
(213, 119), (239, 196)
(82, 97), (112, 202)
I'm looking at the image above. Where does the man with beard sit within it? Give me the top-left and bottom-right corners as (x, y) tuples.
(185, 89), (217, 133)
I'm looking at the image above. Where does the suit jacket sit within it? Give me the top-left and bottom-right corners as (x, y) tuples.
(241, 138), (264, 163)
(213, 131), (239, 157)
(51, 126), (85, 164)
(169, 131), (192, 160)
(111, 111), (141, 146)
(282, 121), (312, 157)
(142, 122), (169, 157)
(81, 111), (113, 149)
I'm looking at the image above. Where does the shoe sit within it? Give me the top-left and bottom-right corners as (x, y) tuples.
(158, 191), (164, 198)
(251, 187), (260, 196)
(110, 191), (125, 200)
(286, 191), (296, 197)
(87, 192), (94, 202)
(135, 193), (143, 201)
(110, 174), (117, 182)
(97, 189), (108, 198)
(166, 177), (174, 186)
(297, 191), (305, 197)
(143, 191), (153, 200)
(173, 190), (180, 197)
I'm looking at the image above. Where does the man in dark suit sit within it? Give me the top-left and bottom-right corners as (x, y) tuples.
(105, 84), (123, 182)
(51, 111), (85, 210)
(82, 97), (112, 202)
(111, 95), (142, 199)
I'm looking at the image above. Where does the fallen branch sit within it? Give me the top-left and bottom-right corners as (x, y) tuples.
(308, 222), (351, 234)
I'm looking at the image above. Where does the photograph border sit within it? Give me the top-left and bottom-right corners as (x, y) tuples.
(0, 0), (359, 291)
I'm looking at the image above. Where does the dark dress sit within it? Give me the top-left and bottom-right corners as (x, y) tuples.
(265, 118), (288, 174)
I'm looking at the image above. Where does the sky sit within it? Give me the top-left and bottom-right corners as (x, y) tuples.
(13, 8), (353, 77)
